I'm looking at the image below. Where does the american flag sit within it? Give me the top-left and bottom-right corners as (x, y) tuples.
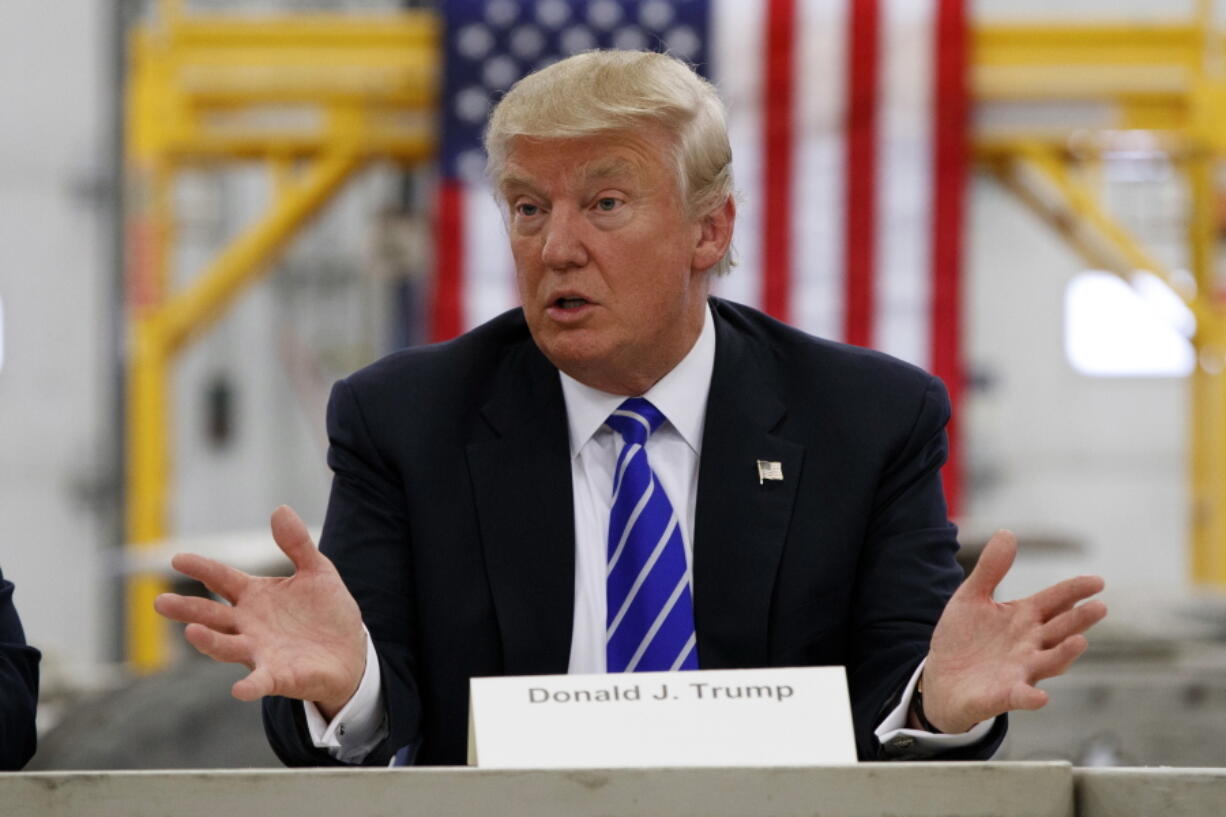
(432, 0), (968, 512)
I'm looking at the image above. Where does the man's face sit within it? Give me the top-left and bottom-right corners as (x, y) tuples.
(500, 130), (717, 395)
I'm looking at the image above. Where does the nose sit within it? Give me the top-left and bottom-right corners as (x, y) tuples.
(540, 206), (589, 270)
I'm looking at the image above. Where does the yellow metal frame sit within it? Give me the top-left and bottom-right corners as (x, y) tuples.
(125, 3), (1226, 670)
(972, 7), (1226, 588)
(124, 1), (436, 671)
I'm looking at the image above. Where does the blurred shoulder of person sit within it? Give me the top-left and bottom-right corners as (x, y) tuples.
(0, 566), (40, 770)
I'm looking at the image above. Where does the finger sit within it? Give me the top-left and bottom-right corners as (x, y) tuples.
(170, 552), (251, 604)
(183, 623), (253, 666)
(960, 530), (1017, 600)
(154, 593), (239, 634)
(270, 505), (326, 573)
(1028, 574), (1106, 620)
(232, 666), (276, 702)
(1029, 633), (1090, 682)
(1008, 684), (1049, 712)
(1040, 599), (1108, 648)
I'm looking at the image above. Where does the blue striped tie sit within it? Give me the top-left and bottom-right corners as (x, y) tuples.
(605, 398), (699, 673)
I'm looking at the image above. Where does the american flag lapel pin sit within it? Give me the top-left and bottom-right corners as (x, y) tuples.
(757, 460), (783, 485)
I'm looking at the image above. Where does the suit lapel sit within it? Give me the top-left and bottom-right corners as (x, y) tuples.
(466, 340), (575, 675)
(693, 303), (804, 668)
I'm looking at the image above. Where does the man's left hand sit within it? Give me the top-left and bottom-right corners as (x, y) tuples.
(917, 529), (1107, 734)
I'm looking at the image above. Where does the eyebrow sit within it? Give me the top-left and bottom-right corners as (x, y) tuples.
(498, 173), (543, 200)
(498, 157), (643, 200)
(579, 157), (638, 185)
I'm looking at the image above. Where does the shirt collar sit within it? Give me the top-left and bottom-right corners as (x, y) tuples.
(559, 303), (715, 458)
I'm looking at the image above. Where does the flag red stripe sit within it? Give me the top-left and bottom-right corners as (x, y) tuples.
(843, 0), (879, 347)
(932, 0), (967, 516)
(761, 0), (795, 322)
(432, 182), (464, 343)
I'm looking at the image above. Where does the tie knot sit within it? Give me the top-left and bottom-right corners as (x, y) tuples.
(606, 397), (665, 445)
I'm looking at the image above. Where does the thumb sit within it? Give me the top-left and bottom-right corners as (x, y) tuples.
(270, 505), (325, 573)
(233, 666), (276, 702)
(961, 529), (1017, 600)
(1009, 684), (1048, 712)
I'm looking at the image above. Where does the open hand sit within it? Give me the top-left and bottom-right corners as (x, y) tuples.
(919, 530), (1107, 734)
(154, 506), (366, 718)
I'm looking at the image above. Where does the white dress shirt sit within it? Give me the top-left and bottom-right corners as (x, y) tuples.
(305, 304), (992, 760)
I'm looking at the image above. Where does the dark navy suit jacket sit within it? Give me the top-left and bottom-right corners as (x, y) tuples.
(0, 566), (40, 770)
(264, 299), (1005, 765)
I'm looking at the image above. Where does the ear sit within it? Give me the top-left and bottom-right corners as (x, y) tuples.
(691, 196), (736, 274)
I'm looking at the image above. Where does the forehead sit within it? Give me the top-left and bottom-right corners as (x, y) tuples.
(499, 130), (675, 192)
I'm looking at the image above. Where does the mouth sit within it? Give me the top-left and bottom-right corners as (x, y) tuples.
(544, 294), (596, 323)
(553, 296), (591, 310)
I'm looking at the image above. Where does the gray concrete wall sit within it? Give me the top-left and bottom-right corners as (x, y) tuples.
(964, 174), (1189, 599)
(0, 0), (119, 680)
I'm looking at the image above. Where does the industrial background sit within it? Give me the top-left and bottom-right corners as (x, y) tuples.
(2, 0), (1225, 768)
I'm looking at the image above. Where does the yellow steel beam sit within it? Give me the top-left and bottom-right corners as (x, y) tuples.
(142, 128), (434, 163)
(1186, 0), (1226, 586)
(161, 14), (437, 48)
(1190, 338), (1226, 587)
(1183, 148), (1226, 586)
(1197, 0), (1220, 80)
(126, 319), (171, 672)
(158, 0), (183, 24)
(998, 142), (1209, 320)
(1191, 322), (1226, 586)
(125, 156), (175, 673)
(973, 24), (1200, 103)
(975, 66), (1188, 102)
(160, 151), (362, 355)
(992, 157), (1132, 279)
(976, 131), (1195, 162)
(127, 10), (438, 164)
(177, 61), (435, 103)
(975, 24), (1201, 67)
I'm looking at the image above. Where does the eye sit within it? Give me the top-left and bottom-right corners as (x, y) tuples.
(595, 197), (621, 212)
(515, 202), (540, 217)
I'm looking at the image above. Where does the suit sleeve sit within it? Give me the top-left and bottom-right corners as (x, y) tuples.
(0, 570), (40, 771)
(262, 379), (423, 766)
(847, 376), (1006, 760)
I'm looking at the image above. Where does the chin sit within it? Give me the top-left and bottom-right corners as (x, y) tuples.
(537, 336), (613, 380)
(543, 343), (604, 374)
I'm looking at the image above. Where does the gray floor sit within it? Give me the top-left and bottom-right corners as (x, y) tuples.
(29, 655), (279, 770)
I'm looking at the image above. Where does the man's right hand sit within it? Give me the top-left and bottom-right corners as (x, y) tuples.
(154, 505), (367, 719)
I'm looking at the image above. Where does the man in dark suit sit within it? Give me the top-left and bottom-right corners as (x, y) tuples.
(1, 566), (40, 770)
(156, 50), (1106, 767)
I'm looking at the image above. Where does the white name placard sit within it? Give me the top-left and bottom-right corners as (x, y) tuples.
(468, 666), (856, 768)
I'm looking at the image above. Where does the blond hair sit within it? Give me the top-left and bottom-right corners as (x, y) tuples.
(484, 50), (735, 274)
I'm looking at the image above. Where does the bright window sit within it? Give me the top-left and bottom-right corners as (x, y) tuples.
(1064, 271), (1195, 377)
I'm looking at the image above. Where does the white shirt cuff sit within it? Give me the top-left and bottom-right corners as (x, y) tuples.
(303, 627), (388, 763)
(875, 659), (996, 752)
